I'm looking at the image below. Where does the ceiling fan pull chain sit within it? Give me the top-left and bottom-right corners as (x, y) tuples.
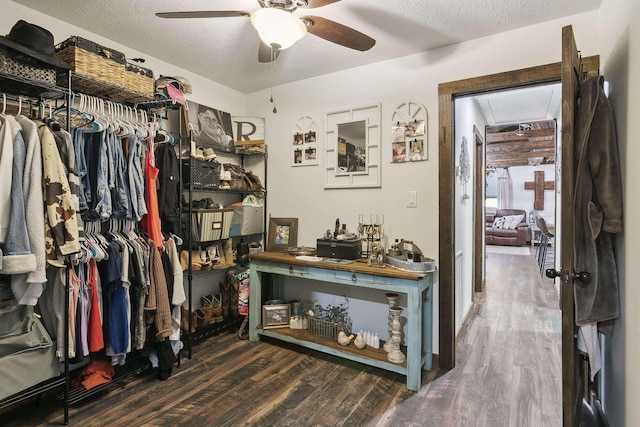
(270, 46), (278, 113)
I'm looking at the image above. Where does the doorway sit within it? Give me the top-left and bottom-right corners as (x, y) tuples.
(438, 63), (566, 369)
(452, 84), (561, 347)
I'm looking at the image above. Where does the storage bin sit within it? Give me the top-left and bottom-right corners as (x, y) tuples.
(309, 317), (338, 339)
(55, 36), (125, 88)
(182, 159), (222, 190)
(125, 62), (154, 99)
(232, 205), (264, 236)
(186, 208), (234, 242)
(0, 46), (56, 85)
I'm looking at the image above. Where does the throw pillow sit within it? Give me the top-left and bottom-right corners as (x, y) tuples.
(508, 215), (524, 229)
(492, 217), (506, 229)
(501, 216), (514, 229)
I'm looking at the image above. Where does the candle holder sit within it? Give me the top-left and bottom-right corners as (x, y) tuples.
(387, 306), (405, 364)
(383, 293), (398, 352)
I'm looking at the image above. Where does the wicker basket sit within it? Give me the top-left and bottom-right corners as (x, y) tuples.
(125, 62), (154, 99)
(0, 46), (56, 85)
(309, 317), (338, 339)
(55, 36), (125, 88)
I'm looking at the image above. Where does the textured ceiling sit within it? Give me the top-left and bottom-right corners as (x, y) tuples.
(475, 84), (562, 126)
(12, 0), (601, 94)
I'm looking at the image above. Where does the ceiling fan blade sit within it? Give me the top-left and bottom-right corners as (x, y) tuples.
(302, 16), (375, 51)
(258, 42), (280, 63)
(304, 0), (342, 8)
(156, 11), (249, 19)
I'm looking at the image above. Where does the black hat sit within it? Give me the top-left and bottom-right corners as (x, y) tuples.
(0, 20), (70, 70)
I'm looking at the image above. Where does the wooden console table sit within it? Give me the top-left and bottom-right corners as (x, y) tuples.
(248, 252), (434, 391)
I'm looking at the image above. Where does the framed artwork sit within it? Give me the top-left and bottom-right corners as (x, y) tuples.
(262, 304), (291, 329)
(390, 100), (428, 162)
(185, 100), (235, 153)
(292, 115), (318, 166)
(231, 116), (265, 154)
(267, 217), (298, 252)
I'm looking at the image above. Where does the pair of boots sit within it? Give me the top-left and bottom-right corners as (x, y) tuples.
(213, 239), (236, 269)
(220, 280), (239, 320)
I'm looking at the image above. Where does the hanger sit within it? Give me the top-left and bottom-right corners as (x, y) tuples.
(52, 92), (96, 129)
(43, 102), (61, 131)
(154, 115), (174, 144)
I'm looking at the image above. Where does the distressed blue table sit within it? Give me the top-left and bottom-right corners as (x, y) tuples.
(248, 252), (434, 391)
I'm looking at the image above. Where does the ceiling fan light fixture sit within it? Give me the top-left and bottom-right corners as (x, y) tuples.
(250, 8), (307, 50)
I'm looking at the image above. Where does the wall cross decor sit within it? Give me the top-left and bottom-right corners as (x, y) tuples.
(524, 170), (554, 210)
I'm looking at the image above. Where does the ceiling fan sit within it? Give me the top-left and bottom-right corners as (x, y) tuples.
(156, 0), (376, 63)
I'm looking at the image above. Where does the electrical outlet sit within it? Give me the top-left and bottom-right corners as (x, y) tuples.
(407, 190), (417, 208)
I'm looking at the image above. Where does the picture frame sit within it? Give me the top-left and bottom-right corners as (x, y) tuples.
(267, 217), (298, 252)
(262, 304), (291, 329)
(391, 100), (429, 163)
(292, 116), (319, 166)
(185, 100), (235, 153)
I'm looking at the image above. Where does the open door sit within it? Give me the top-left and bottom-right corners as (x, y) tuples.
(438, 30), (600, 420)
(556, 25), (600, 426)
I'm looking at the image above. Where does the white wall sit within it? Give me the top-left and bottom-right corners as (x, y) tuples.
(598, 0), (640, 425)
(246, 11), (600, 353)
(509, 164), (556, 223)
(454, 96), (487, 334)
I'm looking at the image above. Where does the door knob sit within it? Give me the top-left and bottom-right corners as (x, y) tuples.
(545, 268), (591, 284)
(545, 268), (562, 279)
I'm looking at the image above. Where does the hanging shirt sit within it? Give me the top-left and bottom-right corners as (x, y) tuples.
(87, 258), (104, 353)
(38, 121), (80, 265)
(141, 140), (163, 248)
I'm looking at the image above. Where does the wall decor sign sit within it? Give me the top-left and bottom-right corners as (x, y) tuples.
(232, 116), (265, 154)
(291, 115), (318, 166)
(185, 100), (235, 153)
(390, 100), (428, 163)
(324, 103), (381, 189)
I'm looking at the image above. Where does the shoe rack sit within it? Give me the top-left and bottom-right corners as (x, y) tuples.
(177, 111), (267, 358)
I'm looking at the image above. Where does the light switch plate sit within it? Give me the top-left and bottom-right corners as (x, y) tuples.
(407, 190), (417, 208)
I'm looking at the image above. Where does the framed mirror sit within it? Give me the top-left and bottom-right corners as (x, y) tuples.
(337, 120), (367, 175)
(325, 103), (381, 189)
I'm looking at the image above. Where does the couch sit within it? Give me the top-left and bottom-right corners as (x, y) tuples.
(485, 209), (529, 246)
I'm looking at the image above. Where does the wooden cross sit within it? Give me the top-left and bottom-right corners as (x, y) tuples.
(524, 171), (555, 210)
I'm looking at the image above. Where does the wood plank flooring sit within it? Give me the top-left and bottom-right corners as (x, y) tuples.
(0, 249), (561, 426)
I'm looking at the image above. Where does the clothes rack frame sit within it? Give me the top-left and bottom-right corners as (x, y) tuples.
(0, 71), (162, 425)
(0, 70), (74, 424)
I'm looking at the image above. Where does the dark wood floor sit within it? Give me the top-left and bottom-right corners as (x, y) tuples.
(1, 248), (562, 426)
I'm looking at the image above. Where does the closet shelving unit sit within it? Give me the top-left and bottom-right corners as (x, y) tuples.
(0, 71), (164, 424)
(182, 131), (268, 358)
